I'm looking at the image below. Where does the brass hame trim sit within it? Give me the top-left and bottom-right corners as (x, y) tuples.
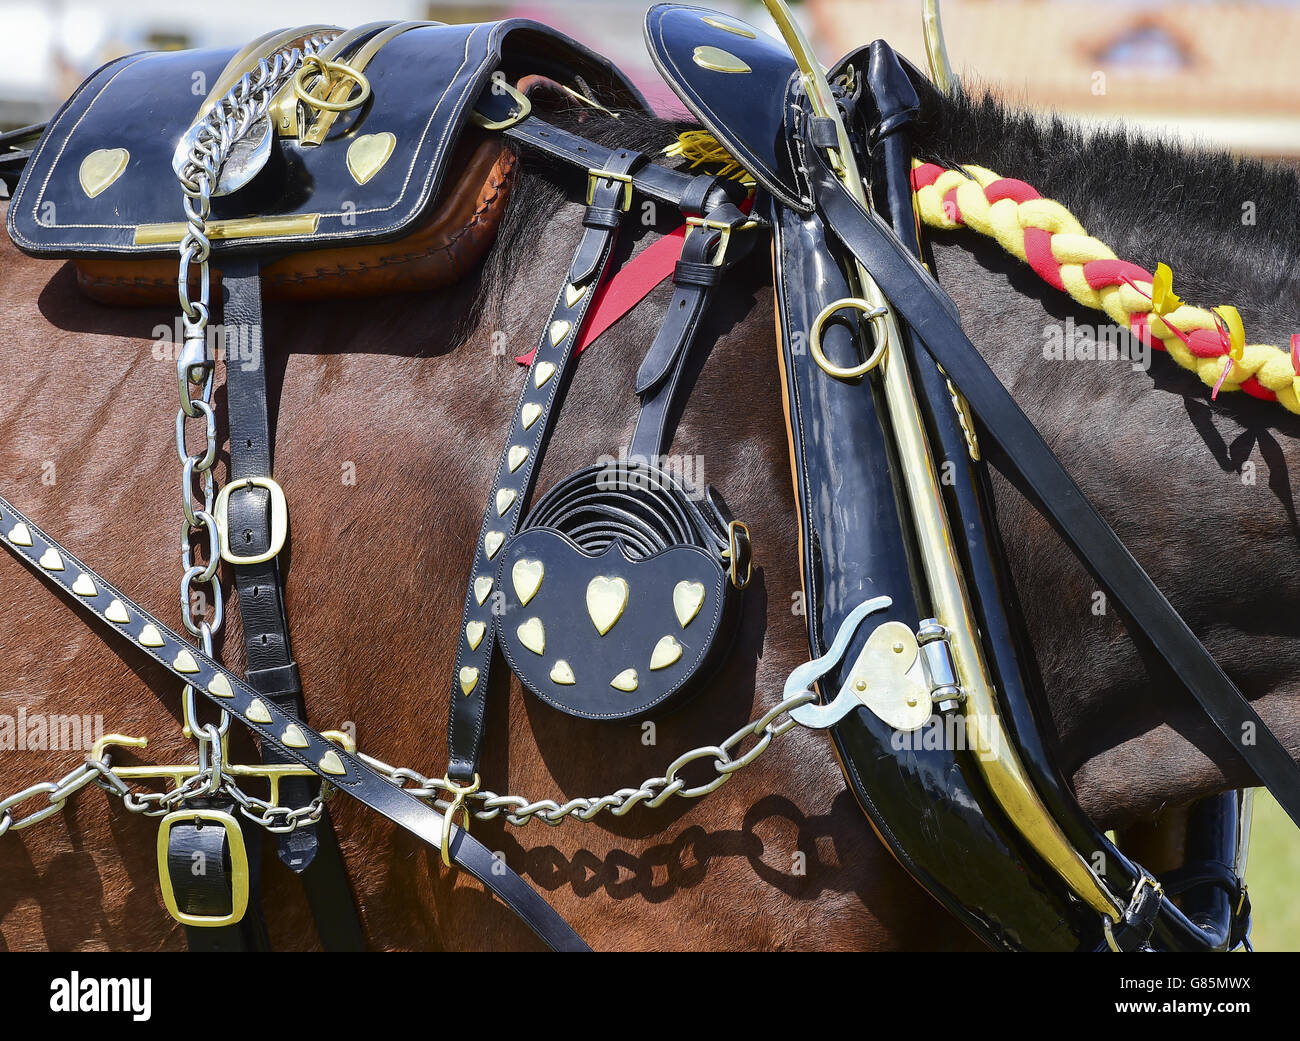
(133, 213), (321, 245)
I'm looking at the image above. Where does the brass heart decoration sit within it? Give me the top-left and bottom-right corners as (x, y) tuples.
(649, 635), (683, 671)
(345, 132), (395, 186)
(586, 575), (629, 636)
(511, 558), (544, 606)
(79, 148), (129, 198)
(673, 580), (706, 628)
(517, 617), (546, 655)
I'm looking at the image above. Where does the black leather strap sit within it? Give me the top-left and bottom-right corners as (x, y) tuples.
(222, 264), (366, 952)
(0, 495), (589, 951)
(804, 131), (1300, 830)
(446, 148), (642, 785)
(175, 802), (272, 952)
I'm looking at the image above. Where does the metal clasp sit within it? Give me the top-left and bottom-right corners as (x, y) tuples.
(809, 297), (891, 380)
(213, 476), (289, 565)
(585, 167), (634, 211)
(438, 773), (480, 868)
(684, 216), (760, 267)
(156, 808), (250, 928)
(721, 519), (752, 588)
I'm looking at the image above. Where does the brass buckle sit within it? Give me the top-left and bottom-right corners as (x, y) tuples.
(809, 297), (891, 380)
(213, 476), (289, 565)
(156, 809), (250, 928)
(684, 216), (758, 267)
(292, 55), (371, 114)
(470, 79), (533, 131)
(585, 168), (634, 212)
(722, 519), (752, 589)
(438, 773), (481, 868)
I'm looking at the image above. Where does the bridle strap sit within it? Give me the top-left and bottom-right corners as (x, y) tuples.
(0, 496), (589, 952)
(221, 262), (365, 951)
(805, 138), (1300, 831)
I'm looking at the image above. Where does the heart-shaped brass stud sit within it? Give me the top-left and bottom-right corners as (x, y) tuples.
(138, 623), (165, 648)
(172, 649), (199, 674)
(550, 659), (576, 685)
(465, 620), (486, 650)
(246, 698), (273, 724)
(610, 668), (639, 692)
(564, 283), (586, 308)
(281, 724), (309, 749)
(534, 360), (556, 388)
(474, 576), (494, 605)
(208, 673), (234, 699)
(517, 617), (546, 655)
(507, 445), (528, 472)
(39, 547), (64, 571)
(496, 488), (516, 515)
(105, 599), (130, 624)
(484, 531), (504, 559)
(79, 147), (129, 199)
(586, 575), (629, 636)
(511, 558), (544, 606)
(459, 666), (479, 695)
(7, 523), (32, 546)
(673, 580), (706, 628)
(345, 132), (396, 186)
(72, 574), (97, 597)
(522, 403), (542, 429)
(649, 635), (683, 671)
(319, 750), (346, 776)
(548, 320), (571, 347)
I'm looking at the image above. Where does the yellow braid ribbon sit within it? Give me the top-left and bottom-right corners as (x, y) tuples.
(912, 162), (1299, 414)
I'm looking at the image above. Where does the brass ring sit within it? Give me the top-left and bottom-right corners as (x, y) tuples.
(809, 298), (891, 380)
(292, 56), (371, 113)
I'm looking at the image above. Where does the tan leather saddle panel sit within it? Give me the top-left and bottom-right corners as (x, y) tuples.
(72, 136), (515, 306)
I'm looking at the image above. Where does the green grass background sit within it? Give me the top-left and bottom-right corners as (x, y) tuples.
(1245, 790), (1299, 951)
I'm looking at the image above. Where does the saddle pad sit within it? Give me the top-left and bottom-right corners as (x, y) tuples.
(644, 4), (806, 211)
(8, 20), (645, 259)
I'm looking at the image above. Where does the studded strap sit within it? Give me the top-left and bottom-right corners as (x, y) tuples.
(445, 149), (643, 784)
(0, 494), (589, 951)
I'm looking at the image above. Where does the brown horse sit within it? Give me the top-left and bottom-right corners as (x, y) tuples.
(1, 88), (1298, 951)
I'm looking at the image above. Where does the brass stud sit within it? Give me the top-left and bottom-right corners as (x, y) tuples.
(548, 320), (571, 347)
(650, 635), (683, 671)
(496, 488), (516, 515)
(172, 649), (200, 674)
(534, 360), (556, 388)
(522, 403), (543, 430)
(72, 574), (97, 597)
(564, 283), (586, 308)
(138, 623), (165, 648)
(7, 523), (32, 546)
(610, 668), (639, 692)
(692, 46), (752, 74)
(517, 617), (546, 655)
(465, 620), (486, 651)
(318, 749), (347, 776)
(246, 698), (273, 724)
(673, 580), (706, 628)
(473, 576), (493, 605)
(550, 659), (576, 685)
(484, 531), (504, 559)
(105, 599), (130, 624)
(281, 724), (310, 749)
(345, 132), (396, 185)
(511, 558), (544, 605)
(78, 147), (129, 198)
(208, 673), (234, 699)
(507, 445), (528, 472)
(586, 575), (629, 636)
(459, 665), (480, 695)
(38, 547), (64, 571)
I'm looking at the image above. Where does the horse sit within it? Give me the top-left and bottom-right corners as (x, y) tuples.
(1, 72), (1297, 950)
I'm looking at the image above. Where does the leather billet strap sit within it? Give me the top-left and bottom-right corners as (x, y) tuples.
(220, 263), (365, 951)
(801, 126), (1300, 835)
(446, 148), (644, 784)
(0, 495), (589, 952)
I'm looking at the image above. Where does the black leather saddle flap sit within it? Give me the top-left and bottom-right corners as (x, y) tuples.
(644, 4), (807, 211)
(7, 19), (645, 259)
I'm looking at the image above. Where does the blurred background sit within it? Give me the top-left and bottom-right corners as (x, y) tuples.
(1, 0), (1295, 949)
